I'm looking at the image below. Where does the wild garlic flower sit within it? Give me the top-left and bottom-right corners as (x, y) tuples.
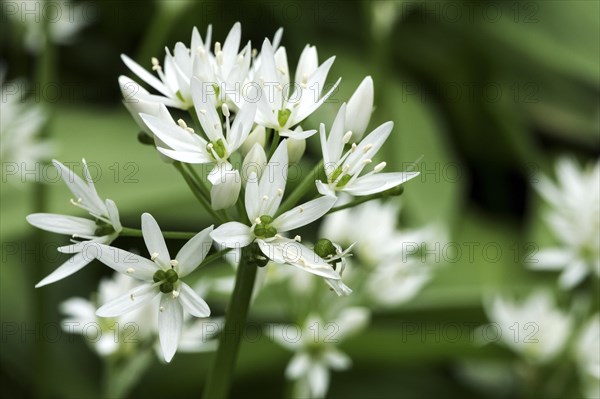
(252, 39), (340, 139)
(531, 157), (600, 289)
(141, 80), (257, 209)
(270, 308), (370, 399)
(345, 76), (374, 142)
(210, 141), (340, 280)
(317, 104), (419, 197)
(60, 272), (157, 357)
(121, 25), (213, 109)
(485, 290), (572, 364)
(0, 73), (50, 179)
(93, 213), (213, 362)
(27, 159), (122, 287)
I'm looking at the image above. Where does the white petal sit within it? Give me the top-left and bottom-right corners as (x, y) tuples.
(295, 45), (318, 86)
(121, 54), (170, 97)
(345, 121), (393, 175)
(322, 348), (352, 370)
(158, 294), (184, 362)
(307, 362), (330, 399)
(345, 172), (419, 196)
(529, 247), (573, 270)
(325, 278), (352, 296)
(333, 307), (370, 340)
(52, 160), (106, 216)
(156, 147), (212, 164)
(286, 352), (311, 379)
(93, 243), (157, 280)
(35, 252), (92, 288)
(178, 282), (211, 317)
(57, 234), (114, 254)
(96, 284), (159, 317)
(141, 213), (170, 267)
(210, 222), (254, 248)
(326, 104), (347, 165)
(210, 171), (241, 210)
(228, 101), (258, 152)
(190, 78), (223, 142)
(105, 199), (122, 232)
(257, 240), (340, 279)
(315, 180), (335, 197)
(175, 225), (214, 277)
(273, 196), (336, 232)
(559, 260), (589, 289)
(259, 140), (288, 215)
(345, 76), (374, 141)
(279, 128), (316, 140)
(222, 22), (242, 72)
(245, 171), (261, 221)
(140, 113), (207, 154)
(26, 213), (96, 236)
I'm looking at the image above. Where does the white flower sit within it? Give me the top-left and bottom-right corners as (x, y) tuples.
(485, 290), (572, 364)
(0, 74), (51, 178)
(121, 25), (213, 109)
(530, 157), (600, 289)
(140, 81), (257, 209)
(60, 272), (157, 356)
(317, 105), (419, 197)
(210, 141), (340, 280)
(26, 159), (122, 287)
(270, 308), (370, 399)
(575, 314), (600, 399)
(252, 39), (340, 138)
(93, 213), (213, 362)
(366, 258), (431, 306)
(345, 76), (374, 142)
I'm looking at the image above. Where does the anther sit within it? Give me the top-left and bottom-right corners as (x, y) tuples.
(254, 217), (262, 225)
(277, 188), (283, 196)
(363, 144), (373, 153)
(221, 104), (230, 117)
(170, 260), (179, 267)
(151, 252), (159, 260)
(343, 131), (352, 144)
(374, 162), (386, 172)
(351, 143), (357, 152)
(126, 268), (135, 274)
(172, 290), (180, 299)
(199, 109), (207, 114)
(159, 306), (165, 312)
(294, 235), (301, 242)
(363, 159), (372, 165)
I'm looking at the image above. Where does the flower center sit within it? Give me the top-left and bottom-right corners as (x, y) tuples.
(277, 108), (291, 127)
(94, 220), (115, 236)
(207, 138), (227, 160)
(314, 238), (337, 260)
(153, 269), (179, 293)
(253, 215), (277, 238)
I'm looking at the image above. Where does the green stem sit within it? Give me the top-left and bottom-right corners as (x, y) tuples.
(276, 160), (323, 216)
(200, 248), (232, 268)
(203, 248), (257, 399)
(173, 162), (227, 223)
(327, 186), (404, 214)
(268, 129), (279, 159)
(120, 227), (197, 240)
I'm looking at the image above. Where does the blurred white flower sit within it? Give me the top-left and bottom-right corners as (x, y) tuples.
(366, 259), (431, 306)
(27, 159), (122, 287)
(575, 314), (600, 399)
(270, 308), (370, 399)
(0, 74), (50, 179)
(210, 141), (340, 280)
(60, 272), (156, 356)
(531, 157), (600, 289)
(252, 39), (340, 138)
(485, 290), (572, 364)
(317, 108), (418, 197)
(94, 213), (213, 362)
(9, 0), (91, 53)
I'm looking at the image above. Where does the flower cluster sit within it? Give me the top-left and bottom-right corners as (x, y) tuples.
(28, 23), (420, 371)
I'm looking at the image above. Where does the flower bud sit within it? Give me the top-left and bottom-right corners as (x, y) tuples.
(287, 135), (306, 165)
(209, 163), (241, 210)
(239, 125), (266, 156)
(242, 143), (267, 186)
(345, 76), (374, 142)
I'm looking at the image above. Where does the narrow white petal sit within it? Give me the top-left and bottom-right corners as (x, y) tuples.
(210, 170), (241, 210)
(176, 226), (214, 277)
(156, 147), (213, 164)
(210, 222), (254, 248)
(121, 54), (170, 96)
(345, 172), (419, 196)
(35, 252), (92, 287)
(141, 213), (170, 267)
(327, 103), (347, 164)
(26, 214), (96, 236)
(158, 294), (184, 362)
(322, 348), (352, 370)
(273, 196), (336, 232)
(315, 180), (335, 197)
(529, 248), (573, 270)
(245, 171), (261, 221)
(295, 45), (318, 86)
(93, 243), (158, 280)
(178, 282), (211, 317)
(105, 199), (122, 232)
(307, 362), (330, 399)
(140, 113), (207, 153)
(259, 140), (288, 215)
(96, 284), (159, 317)
(190, 78), (223, 142)
(345, 76), (374, 141)
(257, 240), (340, 279)
(286, 353), (311, 379)
(559, 260), (589, 289)
(222, 22), (242, 72)
(52, 160), (106, 215)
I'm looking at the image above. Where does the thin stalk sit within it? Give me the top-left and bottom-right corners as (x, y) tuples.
(120, 227), (196, 240)
(276, 160), (323, 216)
(173, 162), (227, 223)
(203, 249), (257, 399)
(200, 248), (232, 268)
(268, 129), (279, 159)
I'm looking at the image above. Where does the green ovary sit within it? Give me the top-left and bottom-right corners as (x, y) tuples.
(153, 269), (179, 293)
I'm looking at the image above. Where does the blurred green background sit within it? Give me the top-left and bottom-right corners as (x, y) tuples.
(1, 0), (599, 398)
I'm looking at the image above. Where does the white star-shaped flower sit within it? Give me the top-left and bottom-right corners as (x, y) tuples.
(93, 213), (213, 362)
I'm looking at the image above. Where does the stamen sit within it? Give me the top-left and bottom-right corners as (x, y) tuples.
(170, 260), (179, 267)
(251, 48), (257, 57)
(177, 119), (188, 129)
(151, 252), (159, 260)
(363, 159), (373, 165)
(151, 57), (161, 71)
(199, 108), (207, 114)
(277, 188), (283, 196)
(262, 195), (269, 201)
(172, 290), (180, 299)
(126, 268), (135, 274)
(254, 217), (262, 225)
(363, 143), (373, 153)
(343, 131), (352, 143)
(221, 104), (230, 117)
(294, 235), (301, 242)
(214, 42), (221, 54)
(159, 306), (165, 312)
(351, 143), (357, 152)
(374, 162), (386, 173)
(197, 46), (206, 57)
(277, 67), (286, 75)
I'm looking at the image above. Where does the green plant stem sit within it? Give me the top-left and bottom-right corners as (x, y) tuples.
(268, 129), (279, 158)
(203, 249), (257, 399)
(120, 227), (196, 240)
(276, 160), (323, 216)
(173, 162), (227, 223)
(200, 248), (232, 268)
(327, 186), (404, 214)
